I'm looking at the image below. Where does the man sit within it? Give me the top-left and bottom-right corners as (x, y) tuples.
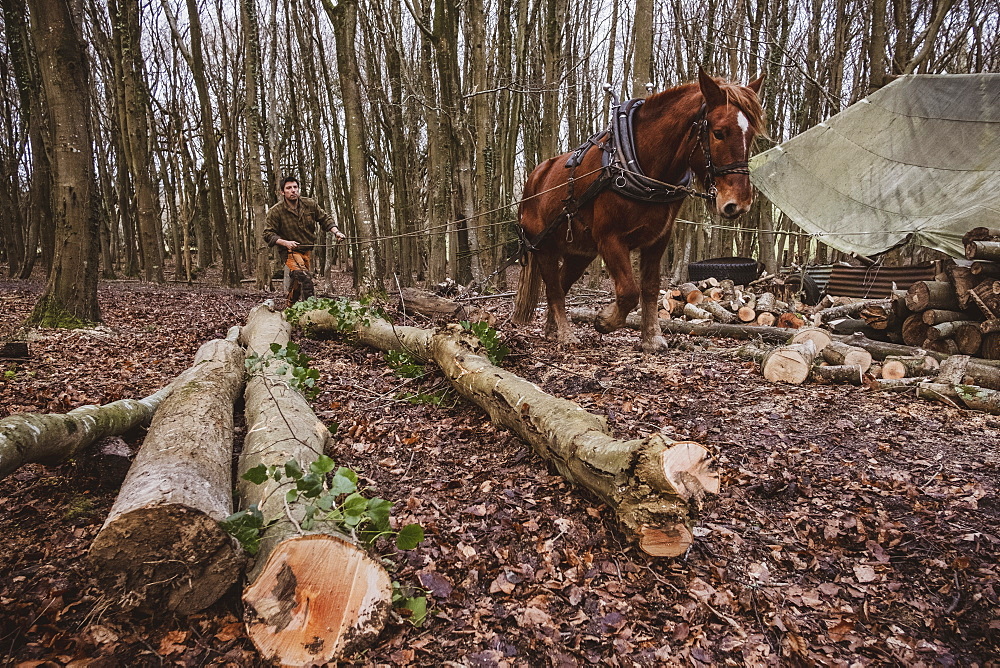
(263, 177), (345, 304)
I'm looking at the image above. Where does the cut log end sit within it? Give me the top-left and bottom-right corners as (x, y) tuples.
(88, 504), (244, 614)
(637, 523), (694, 557)
(244, 533), (392, 666)
(658, 441), (720, 500)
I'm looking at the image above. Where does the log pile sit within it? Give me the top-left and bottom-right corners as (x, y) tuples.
(660, 277), (811, 330)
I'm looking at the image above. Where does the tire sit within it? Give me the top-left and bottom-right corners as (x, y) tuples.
(782, 272), (822, 306)
(687, 257), (760, 285)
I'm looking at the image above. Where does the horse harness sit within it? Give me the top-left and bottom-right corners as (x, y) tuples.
(520, 91), (751, 255)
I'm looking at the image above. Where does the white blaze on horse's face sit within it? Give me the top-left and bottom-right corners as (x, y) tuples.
(737, 111), (750, 152)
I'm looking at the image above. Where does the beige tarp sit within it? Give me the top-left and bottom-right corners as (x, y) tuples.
(750, 74), (1000, 258)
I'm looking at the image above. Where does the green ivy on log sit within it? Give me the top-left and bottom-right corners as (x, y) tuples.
(245, 342), (321, 400)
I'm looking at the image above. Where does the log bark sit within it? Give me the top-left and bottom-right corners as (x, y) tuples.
(934, 355), (971, 385)
(922, 338), (960, 355)
(755, 292), (776, 313)
(922, 309), (973, 325)
(89, 329), (246, 614)
(761, 341), (818, 384)
(300, 309), (718, 558)
(860, 301), (903, 330)
(981, 333), (1000, 360)
(811, 364), (865, 385)
(969, 280), (1000, 320)
(683, 302), (712, 320)
(821, 341), (873, 371)
(0, 385), (172, 479)
(926, 320), (980, 342)
(946, 266), (979, 308)
(237, 303), (391, 666)
(904, 281), (960, 312)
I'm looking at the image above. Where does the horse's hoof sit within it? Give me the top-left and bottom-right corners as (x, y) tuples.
(640, 335), (670, 353)
(594, 318), (622, 334)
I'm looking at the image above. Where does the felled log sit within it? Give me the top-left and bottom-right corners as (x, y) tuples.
(817, 298), (888, 323)
(300, 309), (718, 558)
(761, 341), (818, 384)
(89, 329), (246, 614)
(860, 301), (903, 330)
(755, 292), (776, 313)
(905, 281), (960, 312)
(881, 354), (939, 380)
(935, 355), (971, 385)
(237, 303), (392, 666)
(566, 308), (793, 345)
(951, 385), (1000, 414)
(683, 302), (712, 320)
(700, 299), (736, 323)
(922, 338), (960, 355)
(821, 341), (873, 372)
(926, 320), (980, 342)
(790, 326), (832, 352)
(0, 385), (172, 479)
(965, 240), (1000, 262)
(970, 261), (1000, 278)
(811, 364), (865, 384)
(399, 287), (495, 325)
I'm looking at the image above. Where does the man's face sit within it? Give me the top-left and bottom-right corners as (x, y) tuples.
(282, 181), (300, 201)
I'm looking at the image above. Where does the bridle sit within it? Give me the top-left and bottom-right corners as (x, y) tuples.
(692, 102), (752, 199)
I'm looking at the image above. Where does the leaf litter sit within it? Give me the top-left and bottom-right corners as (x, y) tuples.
(0, 272), (997, 666)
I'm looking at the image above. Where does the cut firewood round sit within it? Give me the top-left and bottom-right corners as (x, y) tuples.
(820, 340), (873, 371)
(243, 533), (392, 667)
(811, 364), (865, 384)
(789, 326), (832, 352)
(755, 311), (775, 327)
(881, 354), (939, 380)
(762, 341), (818, 384)
(775, 312), (805, 329)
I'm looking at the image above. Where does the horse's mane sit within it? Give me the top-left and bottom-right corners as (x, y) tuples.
(644, 77), (766, 133)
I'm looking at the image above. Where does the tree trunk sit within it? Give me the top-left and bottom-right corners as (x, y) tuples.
(26, 0), (101, 326)
(238, 303), (391, 665)
(242, 0), (273, 290)
(324, 0), (383, 297)
(298, 310), (719, 558)
(0, 385), (172, 479)
(89, 331), (246, 614)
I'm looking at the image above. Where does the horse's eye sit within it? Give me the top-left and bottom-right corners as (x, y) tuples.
(713, 130), (725, 140)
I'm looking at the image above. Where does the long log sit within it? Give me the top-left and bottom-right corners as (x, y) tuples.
(300, 309), (718, 558)
(904, 281), (960, 312)
(965, 240), (1000, 262)
(89, 329), (246, 614)
(0, 385), (172, 479)
(566, 308), (793, 344)
(238, 303), (391, 666)
(811, 364), (865, 384)
(816, 298), (888, 323)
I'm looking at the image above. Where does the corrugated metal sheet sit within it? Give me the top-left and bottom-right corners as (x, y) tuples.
(824, 263), (937, 298)
(804, 265), (834, 292)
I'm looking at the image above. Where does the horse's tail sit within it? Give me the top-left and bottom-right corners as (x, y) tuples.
(512, 253), (541, 325)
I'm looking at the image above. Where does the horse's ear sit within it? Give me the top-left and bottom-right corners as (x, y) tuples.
(698, 68), (725, 106)
(748, 74), (764, 96)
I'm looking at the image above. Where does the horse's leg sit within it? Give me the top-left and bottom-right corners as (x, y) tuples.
(594, 237), (639, 334)
(638, 238), (671, 353)
(537, 252), (580, 345)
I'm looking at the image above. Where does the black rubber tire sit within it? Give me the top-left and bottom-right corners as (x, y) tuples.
(782, 272), (822, 306)
(686, 257), (760, 285)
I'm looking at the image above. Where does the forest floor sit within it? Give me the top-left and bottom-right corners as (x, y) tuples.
(1, 266), (998, 667)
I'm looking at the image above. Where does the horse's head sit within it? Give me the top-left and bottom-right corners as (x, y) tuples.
(696, 70), (765, 219)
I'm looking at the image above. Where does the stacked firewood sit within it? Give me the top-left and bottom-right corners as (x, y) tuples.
(659, 277), (808, 329)
(852, 227), (1000, 360)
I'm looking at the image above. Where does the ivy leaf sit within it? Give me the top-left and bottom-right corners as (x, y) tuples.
(343, 493), (368, 517)
(296, 472), (324, 498)
(269, 342), (282, 353)
(329, 470), (358, 496)
(396, 523), (425, 550)
(284, 459), (304, 480)
(398, 595), (428, 626)
(285, 488), (299, 503)
(242, 464), (269, 485)
(365, 498), (392, 533)
(310, 454), (336, 475)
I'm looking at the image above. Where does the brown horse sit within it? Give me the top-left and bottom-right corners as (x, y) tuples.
(513, 70), (765, 352)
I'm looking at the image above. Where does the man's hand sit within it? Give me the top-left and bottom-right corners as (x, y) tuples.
(332, 228), (346, 242)
(278, 239), (300, 250)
